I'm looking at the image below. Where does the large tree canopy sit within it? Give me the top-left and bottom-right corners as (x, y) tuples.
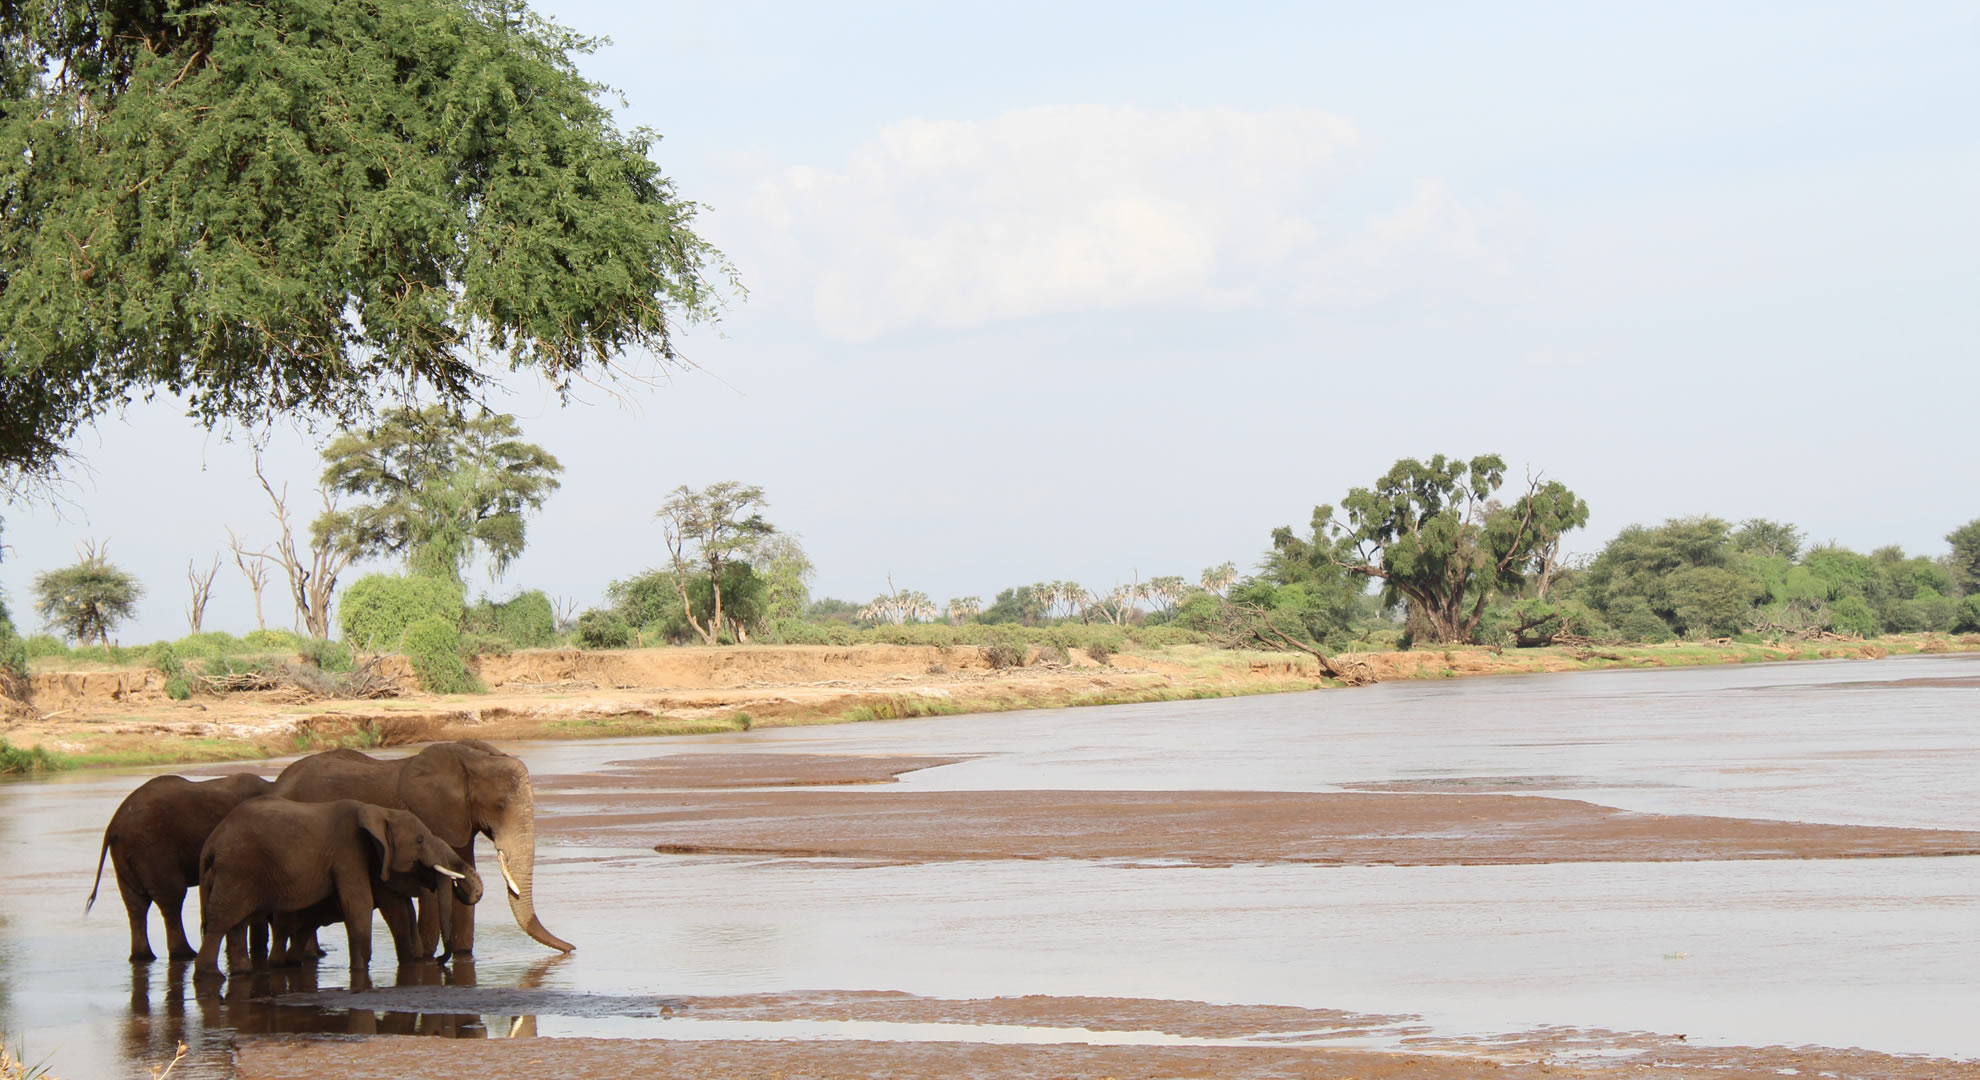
(1316, 454), (1589, 644)
(0, 0), (733, 482)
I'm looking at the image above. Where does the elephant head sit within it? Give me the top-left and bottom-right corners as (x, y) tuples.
(397, 742), (572, 952)
(357, 804), (485, 907)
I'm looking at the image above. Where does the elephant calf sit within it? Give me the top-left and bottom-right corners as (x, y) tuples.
(87, 773), (272, 962)
(196, 798), (483, 979)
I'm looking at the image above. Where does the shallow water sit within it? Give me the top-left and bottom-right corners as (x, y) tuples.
(2, 653), (1976, 1076)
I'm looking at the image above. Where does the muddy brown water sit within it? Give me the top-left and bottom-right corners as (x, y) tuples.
(2, 654), (1977, 1077)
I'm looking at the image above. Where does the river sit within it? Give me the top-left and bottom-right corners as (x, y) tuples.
(2, 652), (1976, 1076)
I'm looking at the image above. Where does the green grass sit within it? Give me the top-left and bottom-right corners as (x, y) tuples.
(0, 738), (73, 776)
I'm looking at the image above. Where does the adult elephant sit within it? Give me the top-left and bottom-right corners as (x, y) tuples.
(268, 739), (572, 957)
(87, 773), (272, 962)
(197, 798), (483, 978)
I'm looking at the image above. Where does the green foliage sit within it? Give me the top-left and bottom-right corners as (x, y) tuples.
(0, 0), (733, 483)
(770, 618), (859, 646)
(1828, 595), (1881, 638)
(1733, 519), (1805, 561)
(0, 596), (26, 684)
(241, 629), (304, 652)
(32, 548), (142, 654)
(1887, 588), (1956, 634)
(339, 573), (465, 653)
(1312, 454), (1588, 643)
(0, 738), (71, 776)
(314, 408), (564, 582)
(803, 597), (862, 624)
(401, 616), (478, 694)
(22, 634), (63, 659)
(657, 481), (777, 645)
(1948, 519), (1980, 596)
(574, 609), (634, 649)
(1666, 566), (1765, 638)
(749, 534), (815, 624)
(978, 585), (1049, 626)
(1955, 594), (1980, 634)
(298, 636), (356, 673)
(465, 590), (558, 649)
(1608, 596), (1675, 643)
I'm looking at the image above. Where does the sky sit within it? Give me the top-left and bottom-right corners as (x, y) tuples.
(6, 2), (1978, 643)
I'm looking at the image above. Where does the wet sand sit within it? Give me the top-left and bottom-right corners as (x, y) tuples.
(233, 1032), (1980, 1080)
(538, 775), (1980, 865)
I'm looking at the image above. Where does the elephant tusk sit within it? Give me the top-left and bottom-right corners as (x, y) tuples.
(434, 866), (466, 881)
(497, 849), (522, 899)
(508, 1015), (528, 1038)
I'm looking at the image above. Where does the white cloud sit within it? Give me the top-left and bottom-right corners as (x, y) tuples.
(740, 105), (1514, 339)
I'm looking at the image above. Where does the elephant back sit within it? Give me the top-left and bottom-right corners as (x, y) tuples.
(269, 749), (403, 808)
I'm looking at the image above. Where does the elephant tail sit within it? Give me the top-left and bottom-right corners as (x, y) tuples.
(85, 829), (112, 914)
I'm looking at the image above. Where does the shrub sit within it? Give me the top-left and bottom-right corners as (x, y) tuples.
(0, 737), (70, 775)
(1084, 638), (1114, 665)
(402, 616), (478, 694)
(1828, 595), (1881, 638)
(0, 605), (28, 684)
(241, 629), (303, 652)
(297, 636), (355, 673)
(340, 574), (465, 654)
(574, 609), (634, 650)
(1956, 594), (1980, 634)
(981, 628), (1027, 670)
(23, 634), (66, 660)
(465, 590), (558, 649)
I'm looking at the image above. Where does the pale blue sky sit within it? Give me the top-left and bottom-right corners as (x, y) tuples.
(6, 2), (1977, 642)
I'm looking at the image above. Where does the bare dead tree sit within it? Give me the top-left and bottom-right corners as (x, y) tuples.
(185, 556), (221, 634)
(227, 529), (271, 631)
(551, 595), (579, 633)
(247, 455), (360, 639)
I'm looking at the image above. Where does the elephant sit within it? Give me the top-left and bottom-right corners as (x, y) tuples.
(195, 797), (483, 979)
(267, 739), (572, 958)
(86, 772), (273, 962)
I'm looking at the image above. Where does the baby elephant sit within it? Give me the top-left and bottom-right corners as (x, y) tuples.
(196, 798), (483, 979)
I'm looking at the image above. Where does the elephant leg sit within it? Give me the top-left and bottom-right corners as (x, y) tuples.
(338, 878), (376, 979)
(160, 889), (200, 962)
(448, 890), (477, 957)
(225, 922), (251, 973)
(118, 876), (155, 963)
(417, 889), (445, 958)
(377, 893), (424, 964)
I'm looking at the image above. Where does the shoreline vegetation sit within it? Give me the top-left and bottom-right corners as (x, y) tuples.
(4, 633), (1974, 777)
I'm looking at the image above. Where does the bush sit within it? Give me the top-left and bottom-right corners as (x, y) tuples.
(0, 737), (70, 775)
(465, 590), (558, 649)
(297, 636), (355, 673)
(0, 607), (28, 684)
(402, 616), (478, 694)
(574, 609), (634, 650)
(1828, 595), (1881, 638)
(241, 629), (303, 652)
(340, 574), (465, 653)
(23, 634), (66, 660)
(1084, 638), (1114, 665)
(1955, 594), (1980, 634)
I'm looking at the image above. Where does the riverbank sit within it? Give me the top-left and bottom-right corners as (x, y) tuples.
(3, 634), (1974, 772)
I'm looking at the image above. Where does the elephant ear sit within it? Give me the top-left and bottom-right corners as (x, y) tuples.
(399, 745), (475, 847)
(357, 805), (395, 882)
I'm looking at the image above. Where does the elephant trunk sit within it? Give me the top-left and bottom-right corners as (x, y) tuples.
(491, 787), (574, 953)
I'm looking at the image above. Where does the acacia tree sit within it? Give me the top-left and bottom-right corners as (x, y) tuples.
(313, 406), (563, 583)
(1315, 454), (1589, 644)
(33, 541), (141, 656)
(0, 0), (733, 487)
(658, 482), (774, 646)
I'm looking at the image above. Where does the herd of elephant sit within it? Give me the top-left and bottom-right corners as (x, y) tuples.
(85, 739), (574, 982)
